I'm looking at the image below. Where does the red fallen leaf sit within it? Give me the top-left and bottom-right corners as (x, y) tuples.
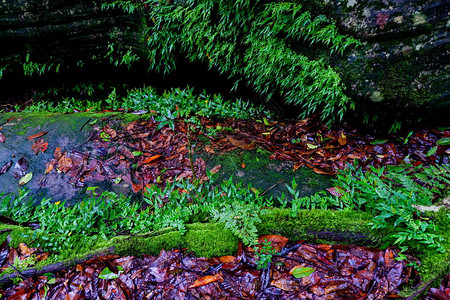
(142, 154), (162, 164)
(326, 187), (344, 197)
(31, 139), (48, 154)
(226, 135), (256, 150)
(376, 12), (389, 30)
(26, 131), (48, 140)
(210, 164), (221, 175)
(44, 161), (54, 174)
(189, 273), (223, 288)
(132, 183), (142, 193)
(54, 147), (62, 160)
(36, 252), (49, 262)
(57, 152), (73, 173)
(0, 132), (5, 143)
(241, 162), (246, 169)
(293, 162), (304, 172)
(257, 234), (289, 252)
(218, 256), (236, 264)
(0, 161), (12, 175)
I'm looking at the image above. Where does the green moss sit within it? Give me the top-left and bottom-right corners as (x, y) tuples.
(259, 208), (389, 245)
(1, 209), (448, 298)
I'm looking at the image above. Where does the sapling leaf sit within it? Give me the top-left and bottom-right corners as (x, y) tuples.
(19, 172), (33, 185)
(427, 146), (437, 157)
(290, 266), (315, 278)
(98, 266), (123, 280)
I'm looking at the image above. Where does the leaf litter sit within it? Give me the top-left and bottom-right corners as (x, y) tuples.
(0, 114), (448, 298)
(0, 237), (418, 299)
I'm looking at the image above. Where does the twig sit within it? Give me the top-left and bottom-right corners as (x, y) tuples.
(260, 180), (285, 197)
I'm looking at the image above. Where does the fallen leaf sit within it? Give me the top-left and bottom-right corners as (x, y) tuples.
(226, 135), (256, 150)
(103, 127), (117, 139)
(0, 161), (12, 175)
(289, 266), (315, 278)
(31, 139), (48, 154)
(209, 164), (221, 175)
(241, 162), (246, 169)
(53, 147), (62, 160)
(57, 153), (73, 173)
(98, 266), (124, 280)
(13, 157), (29, 179)
(326, 187), (344, 197)
(0, 132), (5, 143)
(44, 162), (54, 174)
(26, 131), (48, 140)
(19, 172), (33, 185)
(143, 155), (162, 164)
(189, 273), (223, 288)
(257, 234), (289, 252)
(18, 243), (34, 256)
(306, 143), (318, 149)
(338, 132), (347, 146)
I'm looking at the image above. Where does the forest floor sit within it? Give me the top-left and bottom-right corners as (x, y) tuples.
(0, 109), (449, 299)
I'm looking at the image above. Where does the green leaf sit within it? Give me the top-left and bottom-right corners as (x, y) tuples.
(426, 146), (437, 157)
(290, 266), (315, 278)
(436, 138), (450, 146)
(19, 173), (33, 185)
(306, 143), (318, 149)
(43, 272), (56, 284)
(98, 266), (123, 280)
(263, 118), (271, 126)
(370, 139), (388, 145)
(132, 151), (143, 156)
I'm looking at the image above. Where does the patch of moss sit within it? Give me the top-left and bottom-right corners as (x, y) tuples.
(199, 149), (332, 200)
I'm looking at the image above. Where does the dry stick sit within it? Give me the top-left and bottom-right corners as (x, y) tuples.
(259, 180), (285, 197)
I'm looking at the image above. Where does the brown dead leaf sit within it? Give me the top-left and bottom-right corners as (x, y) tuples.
(26, 131), (48, 140)
(31, 139), (48, 154)
(0, 132), (5, 143)
(54, 147), (62, 160)
(258, 234), (289, 252)
(36, 252), (49, 262)
(18, 243), (34, 256)
(44, 161), (54, 174)
(338, 132), (347, 146)
(103, 126), (117, 138)
(57, 152), (73, 173)
(189, 273), (223, 288)
(226, 135), (256, 150)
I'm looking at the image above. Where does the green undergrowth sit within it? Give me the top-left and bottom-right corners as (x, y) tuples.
(11, 86), (271, 121)
(102, 0), (361, 124)
(0, 164), (449, 297)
